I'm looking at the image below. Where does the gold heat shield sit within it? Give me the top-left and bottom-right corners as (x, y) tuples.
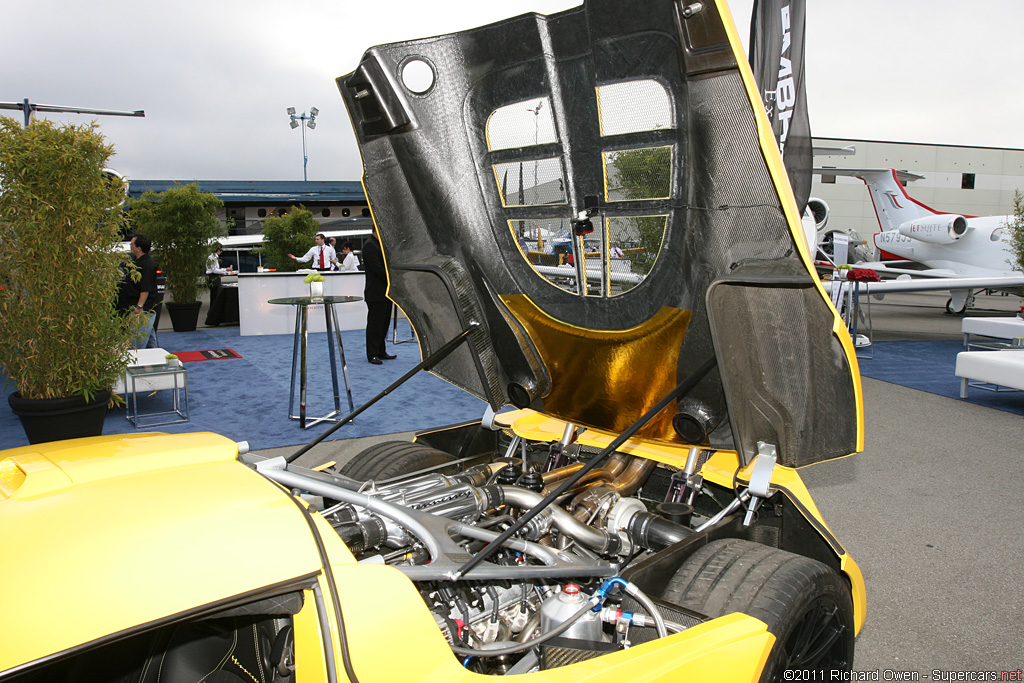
(500, 295), (691, 441)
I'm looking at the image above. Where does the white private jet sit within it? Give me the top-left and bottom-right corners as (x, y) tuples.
(818, 167), (1024, 313)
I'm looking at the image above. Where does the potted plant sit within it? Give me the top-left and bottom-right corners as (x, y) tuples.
(0, 118), (140, 444)
(128, 183), (226, 331)
(304, 272), (326, 300)
(165, 354), (180, 368)
(254, 206), (319, 272)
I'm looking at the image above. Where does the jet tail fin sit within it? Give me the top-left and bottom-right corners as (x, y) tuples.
(814, 167), (935, 232)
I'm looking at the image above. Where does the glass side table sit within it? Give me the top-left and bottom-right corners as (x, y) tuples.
(125, 362), (189, 428)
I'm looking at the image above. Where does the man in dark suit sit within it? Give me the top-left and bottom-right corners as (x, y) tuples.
(362, 226), (396, 364)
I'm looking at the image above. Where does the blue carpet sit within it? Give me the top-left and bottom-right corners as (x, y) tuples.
(4, 336), (1020, 451)
(1, 320), (488, 451)
(857, 340), (1024, 416)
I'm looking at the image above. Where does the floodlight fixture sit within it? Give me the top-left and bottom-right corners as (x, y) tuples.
(286, 106), (319, 181)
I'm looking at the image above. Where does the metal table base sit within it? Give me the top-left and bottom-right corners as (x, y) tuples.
(391, 306), (415, 344)
(125, 364), (189, 428)
(271, 295), (359, 429)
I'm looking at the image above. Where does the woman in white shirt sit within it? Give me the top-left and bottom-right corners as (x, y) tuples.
(339, 242), (360, 272)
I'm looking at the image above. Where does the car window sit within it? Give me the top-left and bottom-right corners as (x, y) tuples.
(6, 591), (308, 683)
(487, 80), (671, 297)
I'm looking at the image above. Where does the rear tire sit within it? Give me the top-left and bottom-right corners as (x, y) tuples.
(336, 440), (458, 481)
(661, 538), (854, 682)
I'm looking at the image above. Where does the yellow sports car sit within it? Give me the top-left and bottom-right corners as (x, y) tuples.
(1, 0), (865, 681)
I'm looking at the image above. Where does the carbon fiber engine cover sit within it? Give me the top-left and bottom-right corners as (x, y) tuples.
(338, 0), (860, 467)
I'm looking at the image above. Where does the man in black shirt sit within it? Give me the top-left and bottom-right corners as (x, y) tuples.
(118, 234), (159, 348)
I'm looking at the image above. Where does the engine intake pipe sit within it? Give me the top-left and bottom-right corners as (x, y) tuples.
(626, 511), (694, 550)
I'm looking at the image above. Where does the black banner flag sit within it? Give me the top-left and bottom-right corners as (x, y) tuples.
(749, 0), (812, 214)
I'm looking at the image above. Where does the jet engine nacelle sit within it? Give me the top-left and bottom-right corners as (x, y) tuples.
(897, 214), (968, 244)
(806, 197), (829, 230)
(102, 168), (129, 208)
(800, 197), (829, 256)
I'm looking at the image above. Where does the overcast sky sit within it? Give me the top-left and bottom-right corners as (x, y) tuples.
(5, 0), (1022, 182)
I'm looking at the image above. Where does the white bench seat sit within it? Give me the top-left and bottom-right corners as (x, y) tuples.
(955, 349), (1024, 398)
(961, 316), (1024, 350)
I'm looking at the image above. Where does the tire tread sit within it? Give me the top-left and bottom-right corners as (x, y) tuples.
(338, 441), (457, 481)
(660, 538), (854, 680)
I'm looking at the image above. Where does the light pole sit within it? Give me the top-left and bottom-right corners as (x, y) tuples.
(287, 106), (318, 181)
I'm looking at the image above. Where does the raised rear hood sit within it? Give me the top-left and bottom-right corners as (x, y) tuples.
(338, 0), (863, 467)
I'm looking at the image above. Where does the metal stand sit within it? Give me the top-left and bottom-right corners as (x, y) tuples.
(125, 365), (189, 428)
(391, 307), (415, 344)
(286, 300), (357, 429)
(836, 279), (874, 360)
(850, 283), (873, 360)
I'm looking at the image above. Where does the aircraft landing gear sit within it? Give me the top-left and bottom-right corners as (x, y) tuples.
(945, 289), (975, 315)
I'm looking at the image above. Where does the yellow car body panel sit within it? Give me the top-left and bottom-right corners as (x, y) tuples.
(0, 432), (332, 673)
(293, 587), (332, 683)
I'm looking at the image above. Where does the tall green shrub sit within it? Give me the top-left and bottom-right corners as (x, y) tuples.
(128, 183), (225, 303)
(0, 118), (139, 400)
(256, 206), (319, 272)
(1006, 190), (1024, 274)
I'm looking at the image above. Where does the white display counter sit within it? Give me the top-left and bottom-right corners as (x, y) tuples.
(239, 271), (366, 336)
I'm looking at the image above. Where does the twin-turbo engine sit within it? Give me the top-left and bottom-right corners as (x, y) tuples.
(304, 450), (704, 674)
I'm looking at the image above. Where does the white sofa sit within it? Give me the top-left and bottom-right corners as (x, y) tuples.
(955, 349), (1024, 398)
(112, 348), (182, 395)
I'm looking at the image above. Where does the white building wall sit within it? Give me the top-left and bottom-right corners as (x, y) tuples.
(811, 137), (1024, 246)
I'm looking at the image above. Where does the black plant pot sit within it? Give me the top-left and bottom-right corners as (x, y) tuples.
(165, 301), (202, 332)
(8, 389), (111, 445)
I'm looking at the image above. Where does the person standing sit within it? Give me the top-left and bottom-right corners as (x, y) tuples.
(362, 227), (395, 364)
(205, 243), (234, 301)
(339, 242), (360, 272)
(328, 237), (339, 271)
(117, 234), (160, 349)
(288, 233), (337, 271)
(206, 244), (234, 277)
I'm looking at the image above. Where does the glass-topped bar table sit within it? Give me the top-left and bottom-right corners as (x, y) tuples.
(268, 295), (360, 429)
